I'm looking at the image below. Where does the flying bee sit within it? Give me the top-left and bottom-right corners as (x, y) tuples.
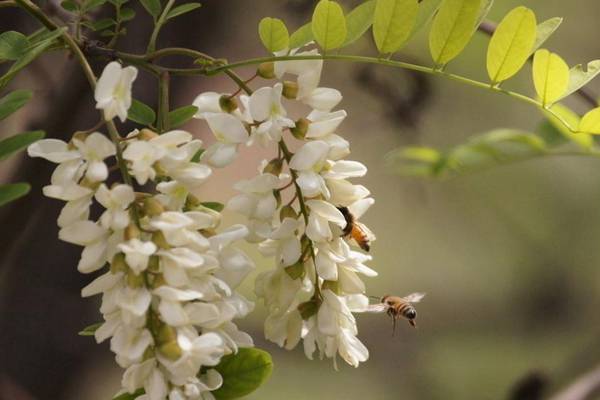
(337, 206), (376, 252)
(367, 292), (425, 335)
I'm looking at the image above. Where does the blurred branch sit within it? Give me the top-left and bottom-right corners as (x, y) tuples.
(477, 20), (598, 107)
(549, 365), (600, 400)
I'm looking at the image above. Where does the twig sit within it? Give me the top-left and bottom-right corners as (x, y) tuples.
(549, 364), (600, 400)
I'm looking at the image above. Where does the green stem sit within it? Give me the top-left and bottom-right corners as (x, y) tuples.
(157, 71), (170, 133)
(146, 0), (176, 54)
(107, 2), (122, 48)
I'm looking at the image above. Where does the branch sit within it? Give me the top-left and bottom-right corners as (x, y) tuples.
(549, 365), (600, 400)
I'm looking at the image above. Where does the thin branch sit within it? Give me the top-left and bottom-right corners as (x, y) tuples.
(549, 364), (600, 400)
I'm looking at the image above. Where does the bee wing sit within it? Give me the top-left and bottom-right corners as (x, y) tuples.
(363, 303), (388, 313)
(403, 292), (426, 303)
(356, 222), (376, 242)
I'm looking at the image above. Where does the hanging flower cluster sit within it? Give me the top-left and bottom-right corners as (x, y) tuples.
(28, 62), (255, 400)
(192, 47), (377, 368)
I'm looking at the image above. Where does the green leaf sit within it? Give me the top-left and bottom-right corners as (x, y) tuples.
(258, 17), (290, 53)
(201, 201), (224, 212)
(544, 103), (592, 148)
(168, 105), (199, 128)
(410, 0), (442, 39)
(561, 60), (600, 100)
(312, 0), (347, 51)
(532, 49), (569, 106)
(139, 0), (161, 19)
(0, 89), (32, 121)
(83, 0), (108, 11)
(429, 0), (481, 66)
(579, 107), (600, 134)
(128, 99), (156, 126)
(191, 148), (204, 163)
(213, 348), (273, 400)
(121, 8), (136, 21)
(0, 31), (29, 61)
(112, 389), (145, 400)
(289, 22), (314, 49)
(166, 3), (202, 20)
(88, 18), (116, 31)
(60, 0), (79, 12)
(486, 6), (537, 84)
(0, 131), (45, 161)
(531, 17), (562, 54)
(342, 0), (376, 47)
(474, 0), (494, 29)
(536, 119), (567, 147)
(0, 183), (30, 207)
(78, 322), (103, 336)
(373, 0), (419, 55)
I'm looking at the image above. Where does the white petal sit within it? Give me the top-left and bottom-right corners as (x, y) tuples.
(81, 271), (122, 297)
(302, 87), (342, 111)
(59, 221), (106, 246)
(288, 141), (329, 171)
(306, 199), (346, 227)
(27, 139), (80, 163)
(205, 113), (248, 143)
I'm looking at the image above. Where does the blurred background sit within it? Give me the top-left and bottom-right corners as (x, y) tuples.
(1, 0), (600, 399)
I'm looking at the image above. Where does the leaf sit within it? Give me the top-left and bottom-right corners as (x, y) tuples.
(289, 22), (314, 49)
(312, 0), (347, 51)
(410, 0), (442, 38)
(112, 389), (145, 400)
(486, 6), (537, 84)
(191, 148), (204, 162)
(83, 0), (108, 11)
(166, 3), (202, 20)
(561, 60), (600, 100)
(544, 103), (592, 149)
(342, 0), (376, 47)
(60, 0), (79, 12)
(474, 0), (494, 29)
(88, 18), (116, 31)
(0, 131), (45, 161)
(139, 0), (161, 19)
(121, 8), (136, 21)
(168, 105), (199, 128)
(213, 348), (273, 400)
(373, 0), (419, 54)
(0, 89), (32, 121)
(258, 17), (290, 53)
(78, 322), (103, 336)
(0, 183), (30, 207)
(531, 17), (562, 54)
(532, 49), (569, 106)
(0, 31), (29, 61)
(201, 201), (224, 212)
(579, 107), (600, 134)
(128, 99), (156, 126)
(429, 0), (482, 66)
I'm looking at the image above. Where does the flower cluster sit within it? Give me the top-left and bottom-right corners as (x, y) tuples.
(28, 62), (255, 400)
(192, 48), (377, 368)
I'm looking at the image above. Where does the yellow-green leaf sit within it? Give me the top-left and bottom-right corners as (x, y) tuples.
(532, 49), (569, 106)
(258, 17), (290, 53)
(429, 0), (481, 66)
(410, 0), (442, 39)
(343, 0), (376, 47)
(289, 22), (313, 49)
(213, 348), (273, 399)
(531, 17), (562, 54)
(373, 0), (419, 54)
(312, 0), (347, 51)
(579, 107), (600, 134)
(544, 103), (591, 148)
(561, 60), (600, 100)
(486, 6), (536, 84)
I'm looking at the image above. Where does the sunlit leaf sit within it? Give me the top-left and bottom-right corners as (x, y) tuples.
(429, 0), (482, 66)
(213, 348), (273, 400)
(0, 31), (29, 61)
(0, 183), (30, 207)
(168, 105), (199, 128)
(289, 22), (313, 49)
(139, 0), (161, 19)
(373, 0), (419, 54)
(531, 17), (562, 54)
(474, 0), (494, 29)
(410, 0), (442, 38)
(544, 103), (592, 148)
(579, 107), (600, 134)
(343, 0), (376, 47)
(561, 60), (600, 100)
(0, 89), (32, 121)
(312, 0), (347, 51)
(166, 3), (202, 20)
(0, 131), (45, 161)
(532, 49), (569, 106)
(486, 6), (536, 84)
(78, 322), (102, 336)
(128, 99), (156, 126)
(258, 17), (290, 53)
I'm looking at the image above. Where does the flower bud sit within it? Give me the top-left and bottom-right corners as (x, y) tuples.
(159, 340), (182, 360)
(71, 131), (88, 144)
(157, 323), (177, 343)
(126, 270), (145, 288)
(186, 194), (201, 208)
(138, 128), (159, 141)
(282, 81), (299, 100)
(219, 95), (238, 113)
(257, 62), (275, 79)
(110, 253), (128, 274)
(290, 118), (310, 140)
(152, 231), (171, 250)
(124, 223), (140, 240)
(143, 197), (164, 217)
(322, 280), (340, 294)
(263, 158), (283, 176)
(147, 255), (160, 273)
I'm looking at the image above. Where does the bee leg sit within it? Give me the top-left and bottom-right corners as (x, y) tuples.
(392, 316), (397, 337)
(408, 320), (417, 328)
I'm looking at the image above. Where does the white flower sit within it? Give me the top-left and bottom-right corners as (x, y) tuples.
(118, 239), (157, 275)
(289, 140), (331, 198)
(122, 359), (169, 400)
(59, 220), (110, 273)
(247, 84), (295, 145)
(72, 132), (117, 182)
(123, 140), (163, 185)
(95, 184), (134, 230)
(305, 110), (347, 139)
(227, 173), (281, 220)
(95, 61), (138, 122)
(305, 200), (346, 243)
(202, 113), (248, 167)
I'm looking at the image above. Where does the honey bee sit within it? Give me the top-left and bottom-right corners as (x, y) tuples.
(368, 292), (425, 335)
(337, 206), (376, 252)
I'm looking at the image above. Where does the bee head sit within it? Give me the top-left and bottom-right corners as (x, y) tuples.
(406, 309), (417, 319)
